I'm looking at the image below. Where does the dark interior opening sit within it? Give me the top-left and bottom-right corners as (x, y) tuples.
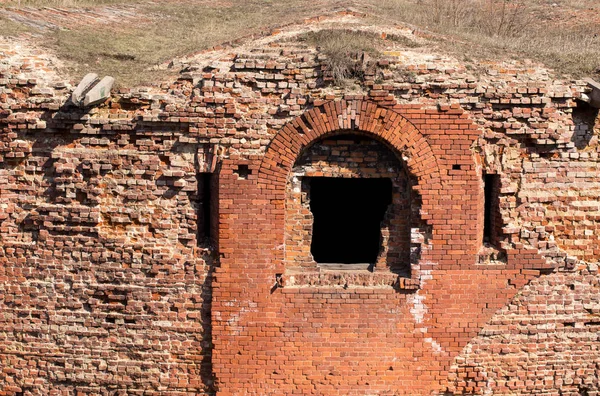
(309, 177), (392, 264)
(197, 173), (212, 244)
(483, 173), (500, 245)
(235, 164), (251, 179)
(572, 100), (600, 149)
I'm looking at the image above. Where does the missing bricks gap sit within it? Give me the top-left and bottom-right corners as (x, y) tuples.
(235, 164), (251, 179)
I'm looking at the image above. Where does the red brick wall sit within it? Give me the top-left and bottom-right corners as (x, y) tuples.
(2, 27), (599, 395)
(444, 263), (600, 395)
(0, 138), (213, 395)
(210, 99), (550, 394)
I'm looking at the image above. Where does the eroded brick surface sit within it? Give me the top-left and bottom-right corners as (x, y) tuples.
(1, 17), (600, 395)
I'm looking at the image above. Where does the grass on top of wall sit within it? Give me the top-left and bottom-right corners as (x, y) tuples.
(0, 0), (598, 87)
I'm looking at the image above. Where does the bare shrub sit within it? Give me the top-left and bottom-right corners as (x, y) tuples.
(301, 29), (383, 84)
(473, 0), (532, 37)
(427, 0), (473, 28)
(364, 0), (599, 78)
(421, 0), (531, 37)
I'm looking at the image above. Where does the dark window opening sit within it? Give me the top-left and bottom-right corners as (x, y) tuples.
(309, 177), (392, 264)
(197, 173), (212, 244)
(483, 173), (500, 245)
(235, 164), (251, 179)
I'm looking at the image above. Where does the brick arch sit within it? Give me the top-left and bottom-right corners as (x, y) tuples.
(258, 100), (441, 215)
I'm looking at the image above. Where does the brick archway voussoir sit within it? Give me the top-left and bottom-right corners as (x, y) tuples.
(259, 100), (440, 194)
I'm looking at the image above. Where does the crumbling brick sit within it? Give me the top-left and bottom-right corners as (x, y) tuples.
(1, 20), (599, 395)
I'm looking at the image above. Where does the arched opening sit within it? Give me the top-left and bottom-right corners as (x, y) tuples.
(284, 133), (414, 274)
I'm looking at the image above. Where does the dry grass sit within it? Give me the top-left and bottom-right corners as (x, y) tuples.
(27, 0), (338, 87)
(361, 0), (600, 78)
(1, 0), (137, 6)
(415, 0), (533, 37)
(0, 0), (599, 86)
(0, 15), (30, 36)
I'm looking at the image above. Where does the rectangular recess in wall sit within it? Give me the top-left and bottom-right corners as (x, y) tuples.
(483, 173), (501, 246)
(197, 172), (212, 245)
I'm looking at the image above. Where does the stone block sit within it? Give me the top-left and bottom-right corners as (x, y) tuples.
(71, 73), (99, 107)
(83, 76), (115, 107)
(584, 78), (600, 108)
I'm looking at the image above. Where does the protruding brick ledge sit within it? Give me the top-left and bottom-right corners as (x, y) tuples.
(279, 270), (420, 291)
(506, 248), (558, 271)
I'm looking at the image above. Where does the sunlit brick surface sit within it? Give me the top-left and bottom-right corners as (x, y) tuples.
(1, 20), (599, 395)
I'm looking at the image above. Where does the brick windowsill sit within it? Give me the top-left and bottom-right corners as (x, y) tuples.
(280, 266), (419, 291)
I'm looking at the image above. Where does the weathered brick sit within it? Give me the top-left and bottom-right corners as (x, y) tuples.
(1, 18), (600, 396)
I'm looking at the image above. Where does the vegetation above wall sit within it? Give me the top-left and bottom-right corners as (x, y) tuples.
(0, 0), (599, 87)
